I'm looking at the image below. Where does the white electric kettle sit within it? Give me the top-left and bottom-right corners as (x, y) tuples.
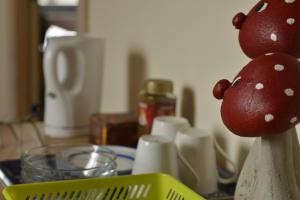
(43, 35), (104, 138)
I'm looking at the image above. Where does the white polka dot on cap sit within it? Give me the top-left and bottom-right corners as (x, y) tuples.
(255, 83), (264, 90)
(287, 18), (296, 25)
(290, 117), (298, 124)
(265, 53), (275, 56)
(274, 64), (284, 71)
(285, 0), (295, 3)
(285, 88), (294, 96)
(271, 33), (277, 41)
(265, 114), (274, 122)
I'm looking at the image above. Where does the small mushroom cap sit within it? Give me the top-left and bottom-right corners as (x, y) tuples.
(217, 53), (300, 137)
(235, 0), (300, 58)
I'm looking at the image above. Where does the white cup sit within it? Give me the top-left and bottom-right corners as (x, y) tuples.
(132, 135), (179, 178)
(151, 116), (191, 141)
(132, 135), (200, 190)
(175, 128), (237, 195)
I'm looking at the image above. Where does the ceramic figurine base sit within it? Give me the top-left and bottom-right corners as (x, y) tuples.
(235, 128), (300, 200)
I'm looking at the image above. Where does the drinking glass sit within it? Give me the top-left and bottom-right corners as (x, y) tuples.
(21, 144), (117, 183)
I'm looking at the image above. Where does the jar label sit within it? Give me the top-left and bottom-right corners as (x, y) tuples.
(138, 102), (176, 128)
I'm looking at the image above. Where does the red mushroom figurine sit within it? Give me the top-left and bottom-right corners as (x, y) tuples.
(213, 0), (300, 199)
(214, 53), (300, 199)
(233, 0), (300, 58)
(213, 53), (300, 137)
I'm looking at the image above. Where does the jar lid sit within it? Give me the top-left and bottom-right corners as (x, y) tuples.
(144, 79), (173, 94)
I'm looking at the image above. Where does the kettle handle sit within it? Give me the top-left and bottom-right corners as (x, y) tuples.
(44, 46), (63, 94)
(45, 46), (84, 93)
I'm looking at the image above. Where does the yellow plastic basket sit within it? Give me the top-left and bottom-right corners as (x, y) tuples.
(2, 173), (205, 200)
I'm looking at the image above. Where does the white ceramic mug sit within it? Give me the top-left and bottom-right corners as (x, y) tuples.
(132, 135), (200, 189)
(175, 128), (237, 195)
(151, 116), (191, 140)
(132, 135), (179, 178)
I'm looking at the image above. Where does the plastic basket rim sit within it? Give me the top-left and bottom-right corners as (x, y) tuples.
(2, 173), (205, 200)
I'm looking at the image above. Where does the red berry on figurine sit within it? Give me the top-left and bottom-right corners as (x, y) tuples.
(213, 79), (231, 100)
(232, 13), (247, 29)
(234, 0), (300, 58)
(214, 53), (300, 137)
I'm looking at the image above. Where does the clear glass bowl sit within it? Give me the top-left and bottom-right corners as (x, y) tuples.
(21, 144), (117, 183)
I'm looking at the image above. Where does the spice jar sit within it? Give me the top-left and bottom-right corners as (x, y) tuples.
(137, 79), (176, 136)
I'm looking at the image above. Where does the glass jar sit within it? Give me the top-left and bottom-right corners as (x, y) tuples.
(137, 79), (176, 136)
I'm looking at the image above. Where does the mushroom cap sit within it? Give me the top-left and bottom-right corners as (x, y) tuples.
(236, 0), (300, 59)
(219, 53), (300, 137)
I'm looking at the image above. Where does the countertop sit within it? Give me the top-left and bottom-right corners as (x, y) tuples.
(0, 121), (89, 200)
(0, 122), (234, 200)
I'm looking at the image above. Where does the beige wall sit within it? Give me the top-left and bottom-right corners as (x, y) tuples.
(0, 0), (17, 121)
(88, 0), (261, 171)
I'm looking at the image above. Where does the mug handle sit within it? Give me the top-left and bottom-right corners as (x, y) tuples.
(214, 139), (238, 184)
(176, 148), (200, 191)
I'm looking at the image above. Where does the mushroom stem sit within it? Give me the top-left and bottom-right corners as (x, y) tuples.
(235, 128), (300, 200)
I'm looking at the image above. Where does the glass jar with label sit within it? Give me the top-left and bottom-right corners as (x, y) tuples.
(137, 79), (176, 136)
